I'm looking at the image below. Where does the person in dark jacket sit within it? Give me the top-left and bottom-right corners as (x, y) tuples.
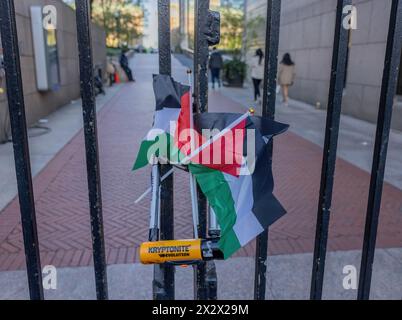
(119, 49), (135, 82)
(209, 47), (224, 89)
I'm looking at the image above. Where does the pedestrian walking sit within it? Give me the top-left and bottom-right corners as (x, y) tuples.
(250, 48), (264, 104)
(278, 53), (296, 107)
(209, 47), (224, 89)
(119, 49), (135, 82)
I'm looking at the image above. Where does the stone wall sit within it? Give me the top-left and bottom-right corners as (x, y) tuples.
(0, 0), (106, 143)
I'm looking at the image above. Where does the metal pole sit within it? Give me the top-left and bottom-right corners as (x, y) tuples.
(190, 173), (200, 239)
(149, 163), (161, 241)
(193, 0), (219, 301)
(154, 0), (175, 300)
(0, 0), (43, 300)
(208, 207), (220, 237)
(358, 0), (402, 300)
(254, 0), (281, 301)
(158, 0), (172, 75)
(194, 0), (210, 115)
(75, 0), (108, 300)
(310, 0), (351, 300)
(188, 70), (200, 240)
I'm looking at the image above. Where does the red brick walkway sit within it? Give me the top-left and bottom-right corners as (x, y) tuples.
(1, 55), (402, 271)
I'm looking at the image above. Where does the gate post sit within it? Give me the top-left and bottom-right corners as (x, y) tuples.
(193, 0), (220, 301)
(358, 0), (402, 300)
(153, 0), (175, 300)
(254, 0), (281, 301)
(75, 0), (108, 300)
(310, 0), (351, 300)
(0, 0), (43, 300)
(194, 0), (210, 300)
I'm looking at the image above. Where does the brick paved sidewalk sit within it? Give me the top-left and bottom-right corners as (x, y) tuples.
(0, 54), (401, 271)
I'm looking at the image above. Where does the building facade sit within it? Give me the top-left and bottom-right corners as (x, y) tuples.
(245, 0), (402, 131)
(179, 0), (221, 52)
(221, 0), (244, 9)
(142, 0), (159, 49)
(0, 0), (106, 143)
(142, 0), (181, 50)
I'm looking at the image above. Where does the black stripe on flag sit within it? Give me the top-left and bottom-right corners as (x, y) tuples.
(153, 74), (190, 111)
(193, 112), (289, 228)
(194, 113), (289, 139)
(251, 145), (287, 228)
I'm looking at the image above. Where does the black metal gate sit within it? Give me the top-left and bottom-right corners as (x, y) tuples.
(0, 0), (401, 300)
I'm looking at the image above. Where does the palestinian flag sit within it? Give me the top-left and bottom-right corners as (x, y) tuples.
(133, 74), (242, 173)
(188, 113), (289, 259)
(133, 75), (289, 260)
(133, 74), (190, 170)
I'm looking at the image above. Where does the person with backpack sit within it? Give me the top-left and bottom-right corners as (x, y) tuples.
(119, 48), (135, 82)
(209, 47), (224, 89)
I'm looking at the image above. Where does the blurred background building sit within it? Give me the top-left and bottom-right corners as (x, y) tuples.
(173, 0), (402, 131)
(142, 0), (158, 49)
(2, 0), (401, 144)
(0, 0), (106, 143)
(142, 0), (180, 51)
(244, 0), (402, 130)
(178, 0), (243, 53)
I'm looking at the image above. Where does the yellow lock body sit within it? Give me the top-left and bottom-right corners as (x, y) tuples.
(140, 239), (203, 265)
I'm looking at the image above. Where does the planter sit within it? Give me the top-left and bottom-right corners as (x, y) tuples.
(223, 74), (244, 88)
(223, 58), (246, 88)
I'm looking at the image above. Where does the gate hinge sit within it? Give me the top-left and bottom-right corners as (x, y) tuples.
(205, 10), (220, 46)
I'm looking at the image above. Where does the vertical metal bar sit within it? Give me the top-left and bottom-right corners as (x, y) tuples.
(195, 198), (211, 300)
(75, 0), (108, 300)
(358, 0), (402, 300)
(194, 0), (208, 300)
(188, 70), (200, 240)
(208, 207), (220, 236)
(193, 0), (218, 301)
(154, 0), (175, 300)
(0, 0), (44, 301)
(158, 0), (172, 75)
(261, 0), (281, 119)
(194, 0), (210, 114)
(149, 164), (161, 242)
(254, 0), (281, 301)
(310, 0), (351, 300)
(241, 0), (249, 59)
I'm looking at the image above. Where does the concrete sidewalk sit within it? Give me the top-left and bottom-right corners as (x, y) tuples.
(1, 248), (401, 300)
(0, 84), (124, 213)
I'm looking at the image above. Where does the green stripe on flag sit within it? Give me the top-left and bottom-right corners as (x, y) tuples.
(189, 164), (240, 259)
(133, 139), (159, 171)
(219, 228), (241, 259)
(133, 133), (183, 171)
(133, 135), (243, 258)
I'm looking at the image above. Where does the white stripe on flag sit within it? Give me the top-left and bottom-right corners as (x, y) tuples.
(152, 108), (181, 136)
(224, 173), (264, 246)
